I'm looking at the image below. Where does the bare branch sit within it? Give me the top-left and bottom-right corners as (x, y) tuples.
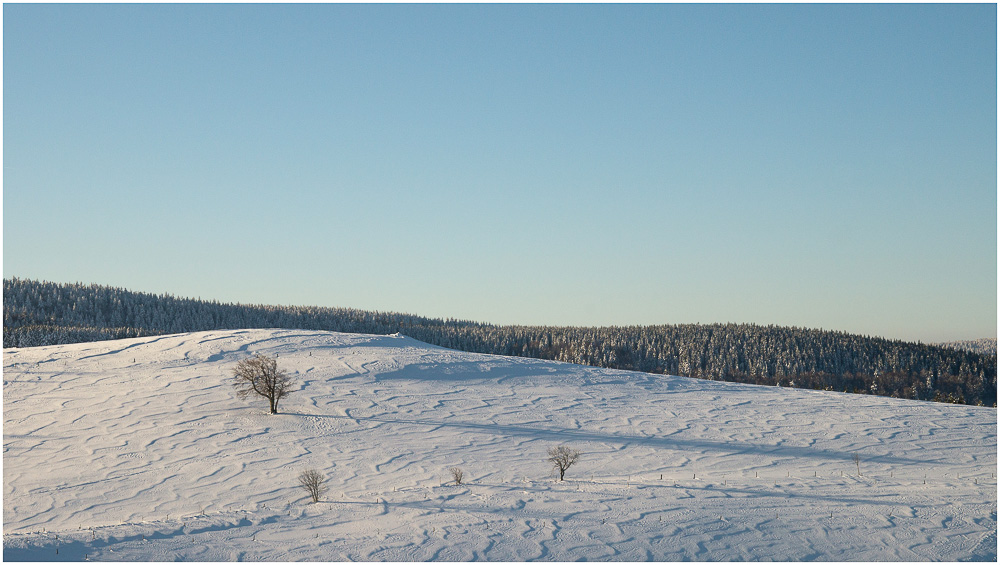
(547, 445), (581, 481)
(232, 354), (294, 414)
(298, 469), (328, 503)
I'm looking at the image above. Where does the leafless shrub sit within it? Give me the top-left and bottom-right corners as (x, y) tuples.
(547, 445), (581, 481)
(852, 453), (862, 476)
(298, 469), (328, 503)
(233, 354), (294, 414)
(449, 467), (464, 485)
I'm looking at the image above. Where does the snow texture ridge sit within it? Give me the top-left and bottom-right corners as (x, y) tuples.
(4, 329), (996, 561)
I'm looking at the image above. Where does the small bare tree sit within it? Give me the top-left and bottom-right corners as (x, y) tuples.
(449, 467), (464, 485)
(852, 453), (862, 476)
(298, 469), (328, 503)
(233, 354), (294, 414)
(548, 445), (581, 481)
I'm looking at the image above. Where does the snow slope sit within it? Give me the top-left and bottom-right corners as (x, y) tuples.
(3, 329), (996, 561)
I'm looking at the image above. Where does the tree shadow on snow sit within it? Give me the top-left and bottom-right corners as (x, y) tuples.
(285, 412), (936, 467)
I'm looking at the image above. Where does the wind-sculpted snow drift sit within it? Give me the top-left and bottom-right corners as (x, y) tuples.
(4, 329), (996, 560)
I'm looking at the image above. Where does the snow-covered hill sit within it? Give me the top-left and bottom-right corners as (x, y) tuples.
(3, 329), (996, 560)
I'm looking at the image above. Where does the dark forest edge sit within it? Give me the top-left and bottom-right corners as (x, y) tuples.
(4, 277), (996, 407)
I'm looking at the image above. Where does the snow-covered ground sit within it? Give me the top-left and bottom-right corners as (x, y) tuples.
(3, 329), (996, 561)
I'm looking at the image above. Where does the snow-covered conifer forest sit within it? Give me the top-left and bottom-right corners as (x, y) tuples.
(4, 278), (995, 406)
(936, 338), (998, 357)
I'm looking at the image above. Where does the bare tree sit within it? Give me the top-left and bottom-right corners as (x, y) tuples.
(449, 467), (464, 485)
(852, 453), (862, 476)
(298, 469), (328, 503)
(547, 445), (581, 481)
(233, 354), (294, 414)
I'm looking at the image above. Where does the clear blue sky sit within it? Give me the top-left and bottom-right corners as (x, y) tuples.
(4, 3), (996, 343)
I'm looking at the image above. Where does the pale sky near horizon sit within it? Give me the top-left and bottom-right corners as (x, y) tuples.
(3, 3), (996, 343)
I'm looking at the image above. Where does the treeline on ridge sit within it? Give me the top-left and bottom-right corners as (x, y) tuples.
(4, 277), (996, 407)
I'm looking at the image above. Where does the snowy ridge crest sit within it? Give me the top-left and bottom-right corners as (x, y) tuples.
(3, 329), (997, 561)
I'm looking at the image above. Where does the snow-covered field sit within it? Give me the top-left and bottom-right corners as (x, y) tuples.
(3, 329), (996, 561)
